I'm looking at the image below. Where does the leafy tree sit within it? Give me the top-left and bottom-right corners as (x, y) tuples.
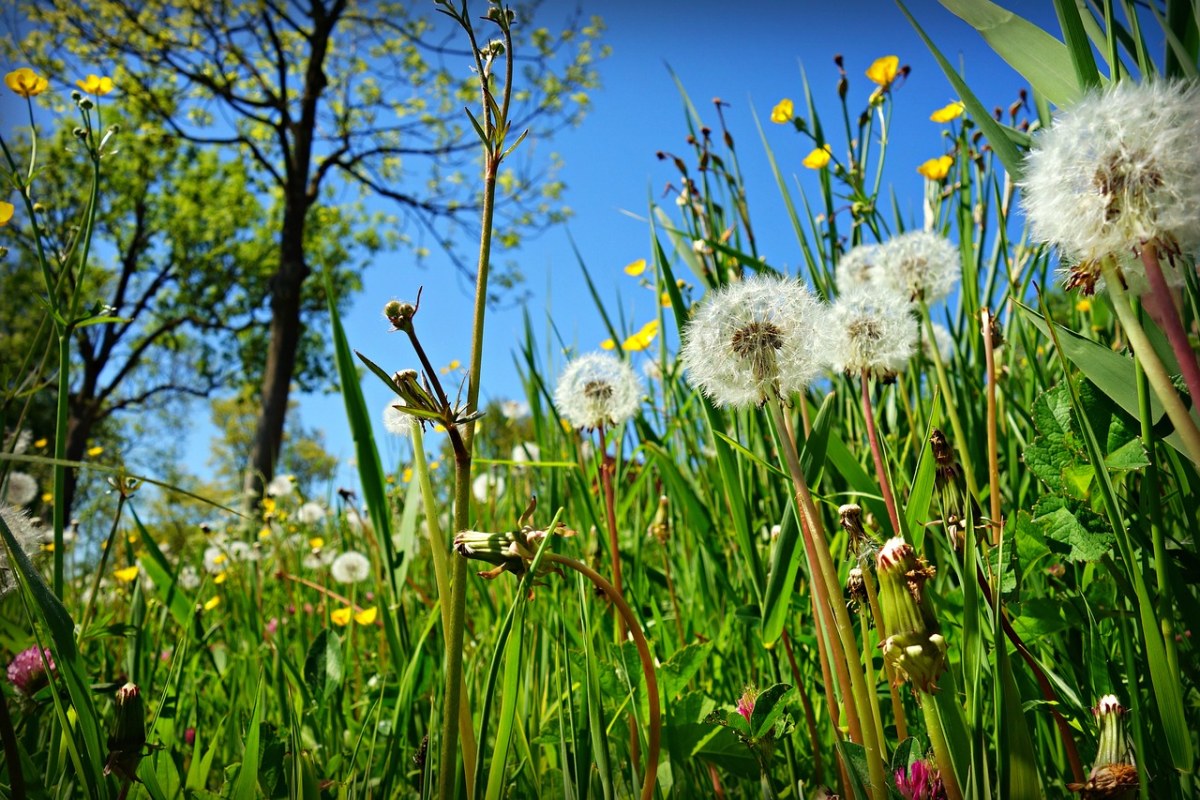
(11, 0), (605, 497)
(0, 101), (367, 520)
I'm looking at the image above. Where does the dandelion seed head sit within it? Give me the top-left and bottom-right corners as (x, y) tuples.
(472, 472), (506, 502)
(3, 472), (38, 507)
(554, 353), (643, 429)
(266, 475), (294, 498)
(826, 285), (918, 376)
(296, 501), (326, 524)
(330, 550), (372, 584)
(382, 399), (415, 437)
(1021, 80), (1200, 292)
(178, 565), (201, 591)
(681, 274), (827, 407)
(835, 243), (882, 290)
(876, 231), (960, 303)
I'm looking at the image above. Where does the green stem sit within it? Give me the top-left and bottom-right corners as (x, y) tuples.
(920, 689), (964, 800)
(922, 310), (981, 499)
(1103, 261), (1200, 466)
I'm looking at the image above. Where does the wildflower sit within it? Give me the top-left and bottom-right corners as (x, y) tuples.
(264, 617), (279, 638)
(184, 728), (196, 747)
(1021, 80), (1200, 294)
(114, 565), (139, 583)
(382, 399), (415, 437)
(472, 472), (506, 502)
(894, 758), (946, 800)
(228, 540), (260, 562)
(0, 201), (13, 227)
(33, 437), (47, 449)
(1076, 298), (1093, 313)
(7, 646), (55, 696)
(87, 445), (104, 457)
(735, 686), (757, 724)
(681, 273), (827, 408)
(511, 442), (540, 468)
(266, 474), (294, 497)
(296, 501), (326, 524)
(866, 55), (901, 103)
(500, 400), (529, 420)
(876, 537), (946, 692)
(330, 550), (371, 584)
(917, 155), (954, 181)
(202, 596), (220, 611)
(930, 101), (964, 123)
(354, 606), (378, 625)
(76, 74), (114, 96)
(1069, 695), (1139, 799)
(835, 243), (882, 290)
(202, 546), (226, 574)
(624, 258), (647, 276)
(622, 319), (659, 351)
(177, 565), (201, 591)
(825, 284), (918, 377)
(330, 606), (353, 626)
(5, 68), (48, 98)
(600, 338), (616, 350)
(3, 472), (38, 506)
(104, 682), (145, 781)
(803, 144), (832, 170)
(553, 352), (644, 429)
(770, 98), (794, 124)
(0, 506), (41, 598)
(875, 230), (960, 304)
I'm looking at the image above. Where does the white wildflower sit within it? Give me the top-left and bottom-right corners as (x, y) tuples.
(511, 442), (540, 468)
(0, 505), (41, 598)
(1021, 80), (1200, 293)
(382, 399), (415, 437)
(3, 472), (38, 507)
(825, 285), (918, 377)
(228, 540), (260, 562)
(202, 545), (228, 575)
(178, 565), (201, 591)
(500, 400), (529, 421)
(681, 273), (828, 408)
(296, 501), (326, 524)
(472, 472), (506, 502)
(3, 429), (31, 455)
(330, 550), (372, 584)
(835, 243), (882, 291)
(692, 239), (713, 256)
(553, 353), (644, 429)
(875, 231), (960, 303)
(266, 475), (294, 497)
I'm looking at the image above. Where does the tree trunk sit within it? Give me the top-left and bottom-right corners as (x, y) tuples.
(62, 400), (96, 526)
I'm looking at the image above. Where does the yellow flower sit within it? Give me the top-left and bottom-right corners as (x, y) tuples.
(0, 201), (14, 227)
(214, 571), (227, 584)
(600, 338), (616, 350)
(87, 445), (104, 457)
(354, 606), (378, 625)
(439, 359), (461, 374)
(309, 537), (325, 549)
(660, 291), (672, 308)
(126, 532), (139, 544)
(203, 596), (221, 611)
(115, 565), (140, 583)
(76, 74), (114, 96)
(429, 461), (440, 470)
(42, 492), (53, 504)
(1075, 299), (1092, 313)
(770, 98), (794, 124)
(866, 55), (899, 87)
(212, 553), (227, 566)
(258, 525), (272, 540)
(917, 155), (954, 181)
(261, 497), (277, 514)
(622, 319), (659, 352)
(34, 438), (47, 448)
(623, 258), (647, 276)
(930, 101), (964, 123)
(43, 543), (55, 552)
(5, 68), (48, 98)
(330, 606), (353, 626)
(802, 144), (832, 170)
(402, 467), (413, 483)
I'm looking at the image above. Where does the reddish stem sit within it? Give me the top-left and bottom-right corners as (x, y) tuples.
(1140, 243), (1200, 409)
(860, 371), (902, 535)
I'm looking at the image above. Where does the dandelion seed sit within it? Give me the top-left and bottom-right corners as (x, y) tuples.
(875, 230), (960, 303)
(835, 243), (882, 290)
(553, 352), (644, 429)
(826, 284), (918, 377)
(266, 475), (294, 497)
(228, 540), (260, 563)
(1021, 80), (1200, 294)
(3, 472), (38, 507)
(500, 400), (529, 420)
(681, 274), (827, 408)
(202, 546), (226, 574)
(331, 550), (371, 584)
(7, 645), (55, 696)
(924, 321), (955, 363)
(1, 505), (41, 598)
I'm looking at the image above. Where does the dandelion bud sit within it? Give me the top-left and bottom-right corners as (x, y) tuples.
(1069, 695), (1138, 799)
(104, 682), (146, 780)
(876, 537), (946, 693)
(32, 203), (45, 214)
(837, 76), (848, 100)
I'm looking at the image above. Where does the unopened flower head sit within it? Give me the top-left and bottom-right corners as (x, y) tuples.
(1, 505), (41, 598)
(682, 273), (827, 407)
(835, 243), (882, 291)
(331, 550), (371, 584)
(1021, 80), (1200, 294)
(825, 284), (918, 377)
(3, 472), (38, 507)
(876, 231), (960, 303)
(553, 352), (644, 429)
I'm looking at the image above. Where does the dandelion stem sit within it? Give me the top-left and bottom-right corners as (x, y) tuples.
(859, 564), (908, 740)
(859, 370), (901, 534)
(1140, 243), (1200, 415)
(982, 309), (1002, 545)
(781, 629), (825, 784)
(543, 552), (660, 800)
(921, 309), (981, 499)
(1102, 261), (1200, 466)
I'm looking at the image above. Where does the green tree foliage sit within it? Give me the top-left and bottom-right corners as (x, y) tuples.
(9, 0), (606, 497)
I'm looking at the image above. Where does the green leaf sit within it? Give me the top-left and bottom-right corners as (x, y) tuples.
(303, 630), (343, 702)
(1032, 496), (1114, 562)
(230, 678), (264, 800)
(749, 683), (792, 740)
(129, 504), (195, 631)
(660, 641), (715, 700)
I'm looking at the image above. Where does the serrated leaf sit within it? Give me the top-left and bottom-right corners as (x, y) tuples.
(660, 641), (714, 700)
(1032, 496), (1114, 562)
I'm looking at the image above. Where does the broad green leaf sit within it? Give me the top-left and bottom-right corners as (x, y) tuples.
(1032, 496), (1114, 562)
(303, 630), (343, 702)
(230, 678), (264, 799)
(748, 683), (793, 740)
(660, 641), (715, 700)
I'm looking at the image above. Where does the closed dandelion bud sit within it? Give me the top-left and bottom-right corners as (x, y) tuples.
(647, 495), (670, 543)
(1069, 695), (1138, 799)
(846, 567), (867, 612)
(104, 682), (146, 780)
(876, 537), (946, 693)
